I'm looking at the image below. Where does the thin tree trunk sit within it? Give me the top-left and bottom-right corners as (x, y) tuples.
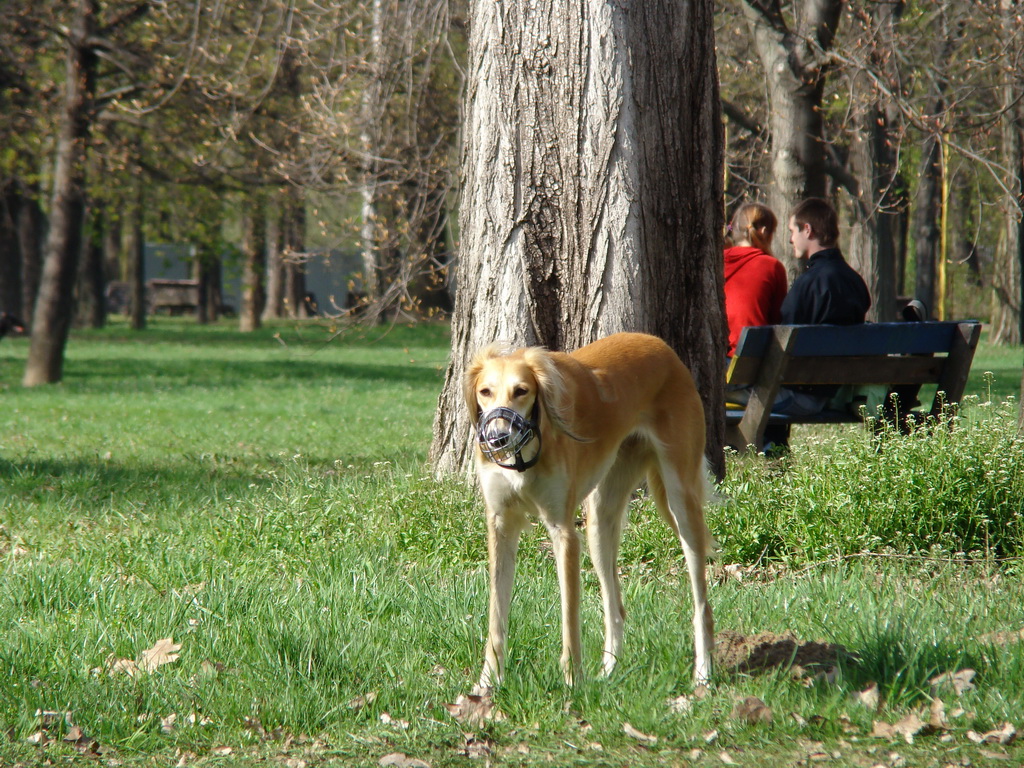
(283, 193), (308, 318)
(262, 203), (284, 320)
(239, 198), (265, 332)
(913, 122), (943, 316)
(206, 256), (222, 321)
(992, 0), (1023, 346)
(126, 187), (146, 330)
(846, 1), (904, 323)
(0, 184), (21, 317)
(194, 249), (209, 325)
(18, 190), (44, 329)
(359, 0), (385, 307)
(102, 211), (121, 283)
(23, 0), (97, 386)
(76, 209), (106, 328)
(430, 0), (725, 478)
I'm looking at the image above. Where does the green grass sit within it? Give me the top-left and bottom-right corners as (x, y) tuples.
(1, 319), (1022, 766)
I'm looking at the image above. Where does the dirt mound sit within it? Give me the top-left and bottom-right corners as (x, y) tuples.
(714, 630), (853, 675)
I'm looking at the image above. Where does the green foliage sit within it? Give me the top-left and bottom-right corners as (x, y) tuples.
(716, 397), (1024, 563)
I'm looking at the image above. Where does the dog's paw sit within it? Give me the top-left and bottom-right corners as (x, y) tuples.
(599, 653), (618, 678)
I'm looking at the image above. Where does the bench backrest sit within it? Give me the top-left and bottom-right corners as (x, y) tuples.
(727, 321), (981, 392)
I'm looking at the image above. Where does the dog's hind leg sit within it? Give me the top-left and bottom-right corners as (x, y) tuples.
(649, 461), (714, 685)
(585, 452), (646, 676)
(479, 505), (528, 691)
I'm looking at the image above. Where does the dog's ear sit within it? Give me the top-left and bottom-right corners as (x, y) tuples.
(464, 343), (501, 418)
(522, 347), (574, 435)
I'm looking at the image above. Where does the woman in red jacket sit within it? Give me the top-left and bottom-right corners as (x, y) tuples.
(723, 202), (787, 357)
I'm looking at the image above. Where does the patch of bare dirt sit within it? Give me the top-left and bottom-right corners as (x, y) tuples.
(714, 630), (853, 675)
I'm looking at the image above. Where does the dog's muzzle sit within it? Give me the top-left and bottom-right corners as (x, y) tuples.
(476, 403), (541, 472)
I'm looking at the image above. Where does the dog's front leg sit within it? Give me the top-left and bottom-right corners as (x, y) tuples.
(478, 505), (525, 691)
(544, 519), (582, 686)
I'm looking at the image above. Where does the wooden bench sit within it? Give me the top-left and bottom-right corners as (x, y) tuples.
(725, 321), (982, 452)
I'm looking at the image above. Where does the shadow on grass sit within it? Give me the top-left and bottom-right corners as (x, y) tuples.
(67, 318), (453, 350)
(0, 455), (267, 517)
(58, 356), (445, 393)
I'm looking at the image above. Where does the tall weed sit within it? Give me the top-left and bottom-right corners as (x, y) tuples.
(716, 397), (1024, 563)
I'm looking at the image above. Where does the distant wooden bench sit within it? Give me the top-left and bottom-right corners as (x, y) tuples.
(148, 279), (199, 315)
(725, 321), (982, 452)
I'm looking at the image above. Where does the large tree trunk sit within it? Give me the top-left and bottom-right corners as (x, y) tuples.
(430, 0), (725, 479)
(23, 0), (97, 386)
(740, 0), (843, 277)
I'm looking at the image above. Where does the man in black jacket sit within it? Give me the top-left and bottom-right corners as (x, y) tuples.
(774, 198), (871, 416)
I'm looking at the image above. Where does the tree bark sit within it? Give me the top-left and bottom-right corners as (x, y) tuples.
(845, 1), (904, 322)
(239, 198), (265, 332)
(430, 0), (725, 479)
(992, 0), (1023, 346)
(18, 190), (44, 329)
(0, 184), (22, 317)
(126, 186), (146, 331)
(262, 202), (284, 320)
(76, 209), (106, 328)
(23, 0), (97, 386)
(283, 193), (308, 318)
(740, 0), (843, 277)
(912, 132), (942, 316)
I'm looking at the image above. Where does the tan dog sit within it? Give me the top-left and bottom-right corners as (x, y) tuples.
(465, 332), (713, 689)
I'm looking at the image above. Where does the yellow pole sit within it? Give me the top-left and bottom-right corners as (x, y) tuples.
(938, 136), (950, 321)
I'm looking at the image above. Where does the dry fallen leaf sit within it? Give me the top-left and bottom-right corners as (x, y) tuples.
(107, 638), (182, 678)
(666, 694), (694, 714)
(62, 725), (98, 754)
(720, 750), (740, 765)
(379, 712), (410, 730)
(852, 682), (881, 710)
(731, 696), (773, 724)
(138, 638), (182, 673)
(928, 698), (949, 730)
(623, 722), (658, 745)
(379, 753), (430, 768)
(966, 722), (1017, 745)
(928, 668), (976, 697)
(348, 691), (378, 710)
(976, 627), (1024, 647)
(443, 693), (504, 728)
(462, 734), (494, 759)
(871, 713), (927, 744)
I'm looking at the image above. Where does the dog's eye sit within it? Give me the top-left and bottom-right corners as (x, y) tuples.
(513, 386), (529, 398)
(479, 388), (492, 398)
